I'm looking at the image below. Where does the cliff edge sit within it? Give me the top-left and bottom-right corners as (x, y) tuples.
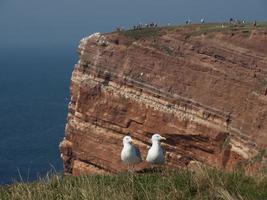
(60, 23), (267, 175)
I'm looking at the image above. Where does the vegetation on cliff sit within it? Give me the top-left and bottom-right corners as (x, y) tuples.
(122, 22), (267, 40)
(1, 166), (267, 200)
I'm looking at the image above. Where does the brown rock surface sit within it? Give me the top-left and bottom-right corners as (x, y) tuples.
(60, 24), (267, 175)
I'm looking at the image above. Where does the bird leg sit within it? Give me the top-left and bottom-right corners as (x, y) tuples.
(130, 164), (135, 173)
(127, 164), (135, 173)
(151, 164), (156, 173)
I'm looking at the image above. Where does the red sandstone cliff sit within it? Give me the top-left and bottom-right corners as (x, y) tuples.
(60, 24), (267, 175)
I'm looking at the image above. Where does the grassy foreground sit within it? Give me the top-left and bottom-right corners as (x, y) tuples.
(1, 167), (267, 200)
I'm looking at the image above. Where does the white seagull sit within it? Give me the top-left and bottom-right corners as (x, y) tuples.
(121, 136), (142, 169)
(146, 134), (166, 165)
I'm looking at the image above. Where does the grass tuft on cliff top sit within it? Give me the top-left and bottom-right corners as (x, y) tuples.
(1, 166), (267, 200)
(122, 27), (162, 40)
(121, 22), (267, 40)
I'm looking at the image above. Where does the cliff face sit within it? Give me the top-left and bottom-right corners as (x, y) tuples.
(60, 24), (267, 175)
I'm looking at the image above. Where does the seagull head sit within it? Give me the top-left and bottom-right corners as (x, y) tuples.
(151, 134), (166, 143)
(123, 136), (132, 145)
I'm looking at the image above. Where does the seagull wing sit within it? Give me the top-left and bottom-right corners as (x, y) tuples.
(134, 146), (142, 161)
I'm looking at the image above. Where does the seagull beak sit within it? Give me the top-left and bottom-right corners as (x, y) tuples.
(161, 137), (166, 140)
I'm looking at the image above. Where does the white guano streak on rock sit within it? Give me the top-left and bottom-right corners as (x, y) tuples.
(71, 64), (258, 160)
(73, 71), (227, 132)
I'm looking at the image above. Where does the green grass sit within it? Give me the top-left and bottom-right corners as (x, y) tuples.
(122, 27), (162, 40)
(150, 43), (174, 56)
(1, 166), (267, 200)
(183, 24), (246, 38)
(257, 21), (267, 27)
(121, 22), (267, 41)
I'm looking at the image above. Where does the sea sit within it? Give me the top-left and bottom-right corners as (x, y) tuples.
(0, 46), (76, 184)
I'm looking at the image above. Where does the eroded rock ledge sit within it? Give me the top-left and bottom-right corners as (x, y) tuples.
(60, 25), (267, 175)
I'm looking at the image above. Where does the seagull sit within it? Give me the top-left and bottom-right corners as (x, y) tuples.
(146, 134), (166, 165)
(121, 136), (142, 170)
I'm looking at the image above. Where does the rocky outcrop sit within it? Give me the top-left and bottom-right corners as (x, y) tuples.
(60, 25), (267, 175)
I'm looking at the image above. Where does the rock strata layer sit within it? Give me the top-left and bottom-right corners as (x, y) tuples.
(60, 25), (267, 175)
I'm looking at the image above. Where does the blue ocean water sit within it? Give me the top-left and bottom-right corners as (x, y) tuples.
(0, 46), (76, 184)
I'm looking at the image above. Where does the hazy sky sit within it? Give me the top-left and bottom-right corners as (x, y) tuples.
(0, 0), (267, 47)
